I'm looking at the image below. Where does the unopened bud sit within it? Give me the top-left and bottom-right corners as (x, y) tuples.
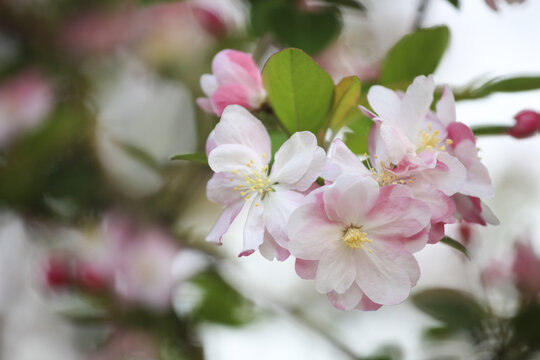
(508, 110), (540, 139)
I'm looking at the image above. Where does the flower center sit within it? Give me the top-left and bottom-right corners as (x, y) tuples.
(417, 122), (453, 152)
(366, 155), (415, 187)
(342, 225), (373, 253)
(232, 160), (274, 203)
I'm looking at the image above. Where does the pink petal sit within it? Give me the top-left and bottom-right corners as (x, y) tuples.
(206, 201), (244, 244)
(446, 122), (475, 148)
(428, 222), (445, 244)
(295, 259), (319, 280)
(409, 183), (455, 223)
(196, 97), (214, 114)
(327, 283), (363, 311)
(323, 175), (380, 225)
(213, 105), (271, 158)
(316, 245), (356, 294)
(212, 49), (263, 92)
(259, 230), (290, 261)
(366, 192), (430, 240)
(210, 83), (253, 116)
(287, 191), (343, 260)
(415, 152), (467, 196)
(354, 241), (420, 305)
(356, 295), (383, 311)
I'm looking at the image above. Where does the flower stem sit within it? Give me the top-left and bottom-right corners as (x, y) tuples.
(471, 125), (510, 136)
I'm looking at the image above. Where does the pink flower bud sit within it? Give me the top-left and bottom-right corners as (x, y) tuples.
(44, 258), (72, 288)
(512, 241), (540, 296)
(508, 110), (540, 139)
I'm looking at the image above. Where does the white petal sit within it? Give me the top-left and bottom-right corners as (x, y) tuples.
(436, 85), (456, 127)
(367, 85), (401, 124)
(270, 132), (323, 188)
(354, 242), (419, 305)
(213, 105), (271, 158)
(417, 152), (467, 196)
(200, 74), (218, 96)
(327, 283), (363, 311)
(400, 75), (435, 141)
(206, 201), (244, 245)
(316, 245), (356, 294)
(328, 139), (371, 179)
(208, 143), (264, 173)
(263, 187), (304, 248)
(242, 199), (265, 253)
(206, 172), (243, 206)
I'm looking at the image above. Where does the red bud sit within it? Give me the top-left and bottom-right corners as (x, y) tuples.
(508, 110), (540, 139)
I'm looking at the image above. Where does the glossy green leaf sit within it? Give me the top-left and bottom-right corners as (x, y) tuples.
(412, 288), (486, 329)
(170, 152), (208, 165)
(344, 111), (372, 155)
(440, 236), (471, 260)
(381, 26), (450, 85)
(262, 48), (335, 135)
(329, 76), (362, 130)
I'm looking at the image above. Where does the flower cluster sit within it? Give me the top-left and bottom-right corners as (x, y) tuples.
(201, 51), (496, 311)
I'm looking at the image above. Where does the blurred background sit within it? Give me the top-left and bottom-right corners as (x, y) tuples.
(1, 0), (540, 359)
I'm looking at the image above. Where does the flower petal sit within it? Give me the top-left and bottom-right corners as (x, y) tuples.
(262, 186), (304, 248)
(206, 172), (243, 206)
(327, 283), (363, 311)
(259, 230), (290, 262)
(270, 131), (323, 189)
(295, 259), (318, 280)
(436, 85), (456, 127)
(205, 201), (244, 245)
(328, 139), (371, 180)
(200, 74), (218, 96)
(242, 199), (265, 253)
(416, 152), (467, 196)
(208, 143), (264, 173)
(367, 85), (401, 124)
(316, 245), (356, 294)
(210, 84), (253, 116)
(212, 50), (263, 92)
(213, 105), (271, 158)
(323, 175), (380, 225)
(354, 241), (420, 305)
(400, 75), (435, 141)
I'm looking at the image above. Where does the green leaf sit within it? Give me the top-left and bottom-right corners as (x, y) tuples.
(412, 288), (486, 330)
(454, 76), (540, 100)
(381, 26), (450, 85)
(170, 152), (208, 165)
(329, 76), (362, 130)
(115, 140), (161, 172)
(322, 0), (366, 11)
(344, 111), (373, 155)
(440, 236), (471, 260)
(269, 130), (288, 156)
(445, 0), (459, 8)
(190, 271), (254, 326)
(250, 0), (342, 54)
(262, 48), (335, 135)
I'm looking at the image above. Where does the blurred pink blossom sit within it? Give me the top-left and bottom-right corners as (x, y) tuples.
(197, 50), (266, 116)
(288, 175), (430, 311)
(0, 70), (54, 146)
(512, 240), (540, 296)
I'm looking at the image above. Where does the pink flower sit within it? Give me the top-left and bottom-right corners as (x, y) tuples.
(288, 175), (430, 311)
(508, 110), (540, 139)
(0, 70), (54, 146)
(364, 76), (468, 197)
(197, 50), (266, 116)
(326, 139), (454, 244)
(206, 105), (325, 260)
(512, 240), (540, 296)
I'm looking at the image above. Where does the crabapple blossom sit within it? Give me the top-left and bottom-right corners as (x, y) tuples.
(196, 50), (266, 116)
(288, 175), (430, 311)
(326, 138), (455, 244)
(363, 75), (495, 228)
(206, 105), (325, 260)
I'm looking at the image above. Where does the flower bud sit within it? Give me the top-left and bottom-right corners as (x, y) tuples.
(508, 110), (540, 139)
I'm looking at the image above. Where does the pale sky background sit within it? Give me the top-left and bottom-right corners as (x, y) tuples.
(199, 0), (540, 359)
